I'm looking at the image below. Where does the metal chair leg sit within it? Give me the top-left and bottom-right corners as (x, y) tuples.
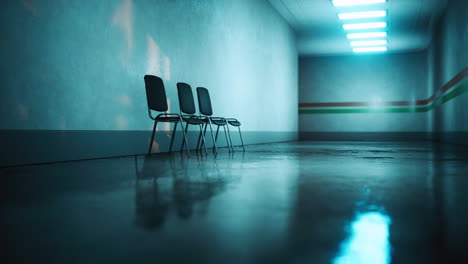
(180, 121), (190, 156)
(223, 126), (232, 152)
(199, 124), (209, 155)
(202, 122), (208, 143)
(180, 124), (186, 152)
(148, 120), (158, 155)
(225, 124), (234, 152)
(215, 126), (220, 142)
(207, 121), (218, 154)
(196, 127), (203, 152)
(180, 122), (189, 151)
(168, 122), (178, 153)
(197, 123), (208, 152)
(238, 126), (245, 152)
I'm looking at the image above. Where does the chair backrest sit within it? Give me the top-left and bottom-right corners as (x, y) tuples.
(144, 75), (168, 112)
(196, 87), (213, 116)
(177, 82), (196, 115)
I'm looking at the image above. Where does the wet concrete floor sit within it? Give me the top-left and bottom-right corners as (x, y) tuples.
(2, 141), (468, 263)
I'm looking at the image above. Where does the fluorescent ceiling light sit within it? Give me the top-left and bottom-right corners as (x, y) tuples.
(343, 22), (387, 30)
(350, 40), (387, 46)
(338, 11), (386, 20)
(332, 0), (386, 6)
(353, 46), (387, 53)
(347, 32), (387, 39)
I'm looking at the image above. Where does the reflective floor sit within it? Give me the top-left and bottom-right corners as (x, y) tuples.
(2, 141), (468, 263)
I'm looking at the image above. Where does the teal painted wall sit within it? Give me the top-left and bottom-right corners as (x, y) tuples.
(299, 51), (430, 133)
(429, 0), (468, 138)
(0, 0), (298, 132)
(0, 0), (298, 166)
(298, 0), (467, 142)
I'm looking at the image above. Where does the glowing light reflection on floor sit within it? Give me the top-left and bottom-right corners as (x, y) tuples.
(333, 211), (392, 264)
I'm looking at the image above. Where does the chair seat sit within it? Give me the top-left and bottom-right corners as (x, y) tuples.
(210, 118), (227, 126)
(156, 116), (180, 122)
(227, 119), (241, 126)
(183, 116), (207, 125)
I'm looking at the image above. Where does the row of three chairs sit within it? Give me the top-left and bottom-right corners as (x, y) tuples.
(144, 75), (245, 156)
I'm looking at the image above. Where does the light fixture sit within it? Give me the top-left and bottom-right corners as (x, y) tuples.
(347, 32), (387, 39)
(332, 0), (386, 6)
(338, 10), (387, 20)
(350, 40), (387, 46)
(353, 46), (387, 52)
(343, 22), (386, 30)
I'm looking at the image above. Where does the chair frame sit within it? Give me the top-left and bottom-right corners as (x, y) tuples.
(179, 114), (210, 155)
(195, 87), (235, 153)
(176, 82), (210, 155)
(144, 75), (190, 156)
(197, 116), (233, 154)
(147, 111), (190, 156)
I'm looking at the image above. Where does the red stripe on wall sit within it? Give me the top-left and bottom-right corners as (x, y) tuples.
(299, 67), (468, 108)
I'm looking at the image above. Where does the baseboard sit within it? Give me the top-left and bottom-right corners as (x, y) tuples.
(432, 132), (468, 147)
(299, 132), (468, 147)
(299, 132), (432, 141)
(0, 130), (298, 167)
(4, 130), (465, 167)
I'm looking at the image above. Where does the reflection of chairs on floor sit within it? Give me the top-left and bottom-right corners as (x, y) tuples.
(133, 154), (235, 229)
(134, 155), (170, 230)
(144, 75), (190, 155)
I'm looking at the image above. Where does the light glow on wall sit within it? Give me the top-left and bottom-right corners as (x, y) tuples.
(115, 114), (129, 130)
(332, 0), (386, 6)
(21, 0), (40, 16)
(350, 40), (387, 46)
(147, 35), (161, 76)
(112, 0), (133, 51)
(343, 22), (387, 30)
(118, 94), (132, 106)
(353, 46), (387, 52)
(147, 34), (172, 81)
(338, 11), (386, 20)
(370, 96), (384, 108)
(347, 32), (387, 39)
(149, 139), (160, 153)
(163, 56), (171, 81)
(16, 104), (29, 121)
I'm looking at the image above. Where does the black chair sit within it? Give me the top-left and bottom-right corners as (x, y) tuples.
(196, 87), (236, 153)
(144, 75), (189, 155)
(176, 82), (210, 154)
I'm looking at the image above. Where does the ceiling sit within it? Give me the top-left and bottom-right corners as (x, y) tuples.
(269, 0), (448, 55)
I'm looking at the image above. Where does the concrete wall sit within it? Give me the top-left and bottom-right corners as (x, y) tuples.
(0, 0), (298, 166)
(428, 0), (468, 146)
(298, 1), (467, 144)
(299, 51), (430, 140)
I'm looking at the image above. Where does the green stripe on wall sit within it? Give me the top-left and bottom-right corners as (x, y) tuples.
(299, 82), (468, 114)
